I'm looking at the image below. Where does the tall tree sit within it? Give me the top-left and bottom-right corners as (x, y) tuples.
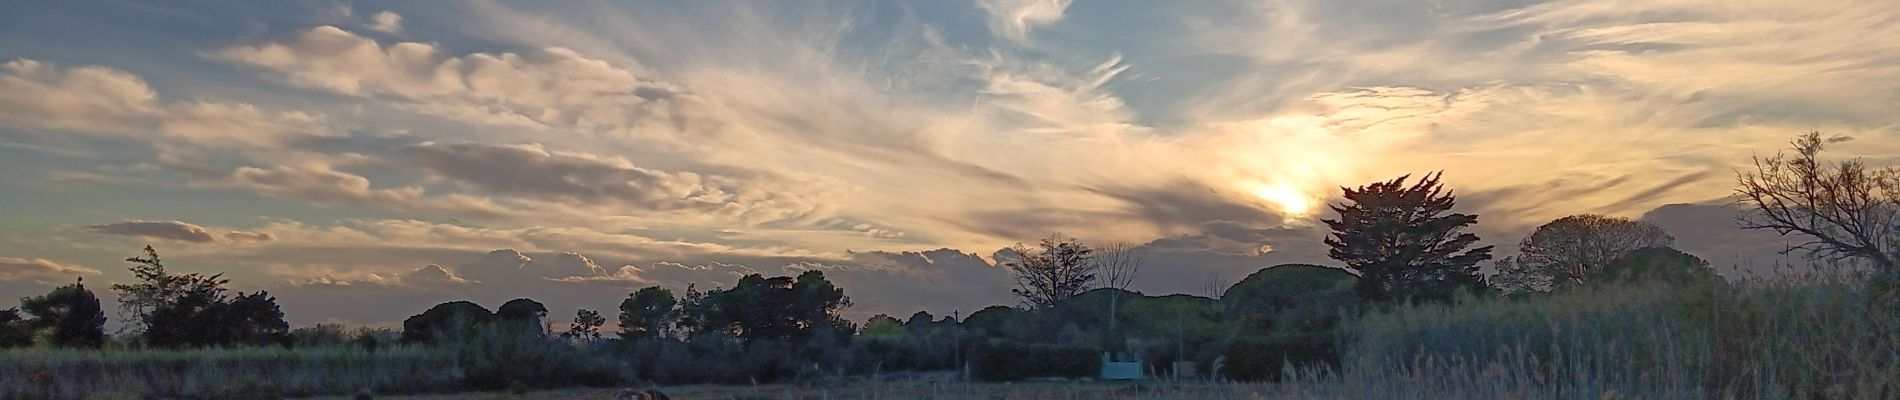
(618, 286), (678, 340)
(1004, 233), (1097, 310)
(1091, 243), (1143, 338)
(1512, 214), (1676, 290)
(1324, 172), (1493, 302)
(1736, 132), (1899, 274)
(563, 309), (606, 342)
(19, 280), (107, 348)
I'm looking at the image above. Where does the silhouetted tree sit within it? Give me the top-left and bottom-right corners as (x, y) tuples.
(563, 309), (606, 342)
(221, 291), (290, 346)
(401, 301), (493, 344)
(19, 280), (106, 348)
(1497, 214), (1676, 291)
(1004, 233), (1096, 310)
(693, 271), (852, 342)
(1092, 243), (1143, 338)
(618, 286), (677, 340)
(496, 298), (550, 336)
(1324, 172), (1493, 303)
(111, 245), (224, 337)
(1736, 132), (1898, 275)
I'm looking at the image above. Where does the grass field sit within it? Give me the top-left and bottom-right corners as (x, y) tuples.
(322, 381), (1291, 400)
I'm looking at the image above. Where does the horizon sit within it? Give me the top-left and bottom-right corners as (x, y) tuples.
(3, 0), (1897, 328)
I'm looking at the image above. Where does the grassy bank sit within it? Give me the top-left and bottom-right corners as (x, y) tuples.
(1281, 273), (1900, 399)
(0, 346), (460, 399)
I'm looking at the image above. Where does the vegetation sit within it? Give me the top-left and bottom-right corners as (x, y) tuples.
(1323, 172), (1493, 303)
(0, 132), (1895, 398)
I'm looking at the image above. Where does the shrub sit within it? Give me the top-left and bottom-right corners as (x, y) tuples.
(1222, 332), (1338, 382)
(971, 340), (1097, 381)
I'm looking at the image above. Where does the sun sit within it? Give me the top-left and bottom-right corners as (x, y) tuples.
(1252, 183), (1315, 216)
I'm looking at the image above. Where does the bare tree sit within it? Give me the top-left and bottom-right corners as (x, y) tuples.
(1004, 233), (1097, 310)
(1092, 243), (1144, 336)
(1736, 132), (1899, 274)
(1518, 214), (1676, 289)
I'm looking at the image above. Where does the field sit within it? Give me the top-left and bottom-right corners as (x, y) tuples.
(6, 270), (1898, 399)
(324, 381), (1289, 400)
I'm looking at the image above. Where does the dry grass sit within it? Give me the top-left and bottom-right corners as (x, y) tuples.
(330, 381), (1292, 400)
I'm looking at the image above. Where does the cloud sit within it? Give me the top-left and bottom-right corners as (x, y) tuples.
(215, 26), (681, 139)
(81, 220), (278, 244)
(0, 257), (101, 284)
(0, 59), (335, 151)
(977, 0), (1075, 43)
(219, 163), (515, 219)
(400, 141), (825, 224)
(366, 11), (403, 34)
(83, 220), (218, 243)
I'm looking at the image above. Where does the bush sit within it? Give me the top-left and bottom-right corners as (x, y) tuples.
(971, 340), (1097, 381)
(1222, 332), (1338, 382)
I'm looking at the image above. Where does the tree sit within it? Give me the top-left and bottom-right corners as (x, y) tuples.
(401, 301), (493, 344)
(1596, 247), (1719, 287)
(563, 309), (606, 342)
(1092, 243), (1144, 338)
(496, 298), (550, 336)
(1004, 233), (1097, 310)
(618, 286), (678, 340)
(110, 245), (232, 339)
(1736, 132), (1899, 275)
(220, 291), (290, 346)
(1504, 214), (1676, 291)
(19, 280), (106, 348)
(1324, 172), (1494, 302)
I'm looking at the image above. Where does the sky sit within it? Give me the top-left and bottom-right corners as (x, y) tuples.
(1, 0), (1897, 327)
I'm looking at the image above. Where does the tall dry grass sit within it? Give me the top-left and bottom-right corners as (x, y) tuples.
(0, 345), (459, 399)
(1273, 270), (1900, 399)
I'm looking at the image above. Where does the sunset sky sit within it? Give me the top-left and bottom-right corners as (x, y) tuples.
(2, 0), (1896, 326)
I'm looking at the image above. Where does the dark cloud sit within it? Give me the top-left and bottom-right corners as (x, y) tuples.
(84, 220), (217, 243)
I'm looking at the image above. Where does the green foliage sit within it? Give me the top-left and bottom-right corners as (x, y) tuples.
(1592, 247), (1720, 287)
(1323, 172), (1493, 303)
(1223, 264), (1359, 333)
(693, 270), (853, 342)
(618, 286), (677, 340)
(19, 281), (107, 348)
(971, 340), (1097, 381)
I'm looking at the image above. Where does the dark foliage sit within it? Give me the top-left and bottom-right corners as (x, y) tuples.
(618, 286), (677, 340)
(1222, 333), (1338, 382)
(400, 301), (493, 344)
(1324, 172), (1493, 303)
(971, 340), (1097, 381)
(19, 281), (107, 348)
(0, 308), (30, 348)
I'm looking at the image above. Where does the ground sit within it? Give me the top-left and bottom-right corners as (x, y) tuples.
(326, 381), (1284, 400)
